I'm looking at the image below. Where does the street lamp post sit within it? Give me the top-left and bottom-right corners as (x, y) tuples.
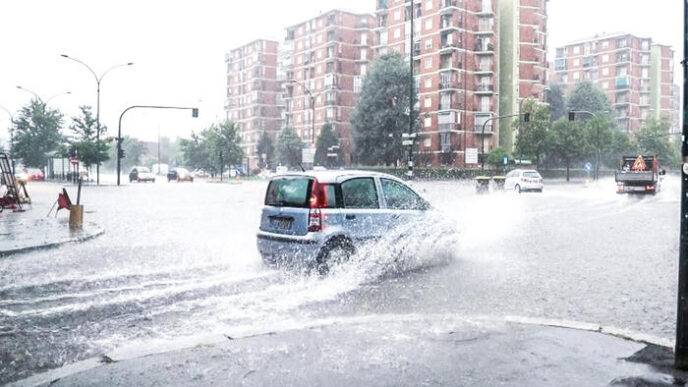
(61, 54), (134, 185)
(480, 112), (529, 170)
(16, 86), (72, 104)
(116, 105), (198, 186)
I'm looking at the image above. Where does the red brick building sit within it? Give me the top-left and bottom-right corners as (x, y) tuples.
(282, 10), (375, 163)
(553, 33), (674, 132)
(225, 40), (283, 167)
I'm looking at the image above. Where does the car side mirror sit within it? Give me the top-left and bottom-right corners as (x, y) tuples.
(659, 169), (666, 176)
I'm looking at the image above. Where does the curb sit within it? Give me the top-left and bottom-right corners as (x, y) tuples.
(0, 224), (104, 257)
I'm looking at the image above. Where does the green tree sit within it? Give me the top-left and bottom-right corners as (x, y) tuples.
(567, 81), (611, 115)
(314, 123), (339, 167)
(514, 99), (550, 167)
(601, 129), (634, 169)
(179, 131), (211, 171)
(13, 99), (64, 168)
(486, 147), (509, 170)
(276, 127), (304, 168)
(635, 117), (679, 167)
(350, 52), (415, 165)
(69, 105), (110, 169)
(582, 115), (614, 179)
(547, 118), (587, 181)
(547, 83), (567, 121)
(208, 120), (244, 171)
(256, 131), (275, 168)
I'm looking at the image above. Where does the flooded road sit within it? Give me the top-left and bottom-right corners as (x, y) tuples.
(0, 175), (679, 383)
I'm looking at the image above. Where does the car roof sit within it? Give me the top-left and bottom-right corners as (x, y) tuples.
(273, 169), (403, 184)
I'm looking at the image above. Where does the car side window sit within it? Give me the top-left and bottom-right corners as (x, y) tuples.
(381, 178), (425, 210)
(341, 178), (379, 209)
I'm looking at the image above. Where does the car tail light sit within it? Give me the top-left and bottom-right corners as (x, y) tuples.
(645, 185), (655, 191)
(308, 179), (327, 232)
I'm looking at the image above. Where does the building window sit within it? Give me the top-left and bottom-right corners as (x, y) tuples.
(601, 54), (609, 63)
(573, 58), (580, 67)
(573, 72), (580, 80)
(424, 57), (432, 69)
(602, 67), (609, 76)
(602, 81), (609, 89)
(425, 0), (433, 10)
(424, 97), (432, 108)
(424, 117), (432, 128)
(353, 76), (362, 93)
(573, 45), (580, 54)
(425, 39), (432, 49)
(394, 28), (401, 39)
(424, 18), (432, 31)
(424, 77), (432, 88)
(601, 40), (609, 49)
(394, 9), (401, 21)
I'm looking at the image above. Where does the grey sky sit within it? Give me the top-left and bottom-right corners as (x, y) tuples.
(0, 0), (681, 144)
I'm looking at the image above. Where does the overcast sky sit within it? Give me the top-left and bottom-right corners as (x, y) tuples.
(0, 0), (682, 144)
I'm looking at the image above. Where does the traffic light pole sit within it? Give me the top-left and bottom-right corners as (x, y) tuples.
(116, 105), (198, 186)
(480, 112), (529, 170)
(675, 0), (688, 369)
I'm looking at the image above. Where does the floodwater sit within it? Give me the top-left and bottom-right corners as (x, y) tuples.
(0, 174), (680, 383)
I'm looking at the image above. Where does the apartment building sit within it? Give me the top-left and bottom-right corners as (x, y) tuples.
(374, 0), (499, 166)
(225, 40), (283, 168)
(553, 33), (674, 132)
(281, 10), (375, 164)
(498, 0), (548, 151)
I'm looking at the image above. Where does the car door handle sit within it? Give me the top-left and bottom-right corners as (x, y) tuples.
(345, 214), (356, 220)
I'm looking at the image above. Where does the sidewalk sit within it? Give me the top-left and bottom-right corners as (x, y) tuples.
(11, 315), (686, 386)
(0, 210), (103, 256)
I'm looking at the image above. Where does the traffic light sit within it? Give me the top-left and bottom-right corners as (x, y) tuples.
(568, 111), (576, 121)
(118, 148), (125, 159)
(523, 113), (530, 122)
(192, 108), (199, 118)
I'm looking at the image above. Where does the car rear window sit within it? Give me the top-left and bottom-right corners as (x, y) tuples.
(523, 172), (541, 178)
(265, 178), (311, 208)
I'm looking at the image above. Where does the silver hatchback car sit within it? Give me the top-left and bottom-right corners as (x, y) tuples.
(256, 170), (430, 271)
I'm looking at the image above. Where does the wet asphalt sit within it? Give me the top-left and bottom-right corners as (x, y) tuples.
(0, 174), (680, 384)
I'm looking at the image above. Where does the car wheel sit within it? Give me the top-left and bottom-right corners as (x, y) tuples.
(515, 184), (521, 194)
(316, 240), (355, 275)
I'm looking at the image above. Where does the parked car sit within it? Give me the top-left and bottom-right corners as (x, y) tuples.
(256, 170), (431, 273)
(26, 168), (45, 181)
(504, 169), (544, 193)
(129, 166), (155, 183)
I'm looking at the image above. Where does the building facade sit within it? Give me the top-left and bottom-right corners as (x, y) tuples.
(498, 0), (548, 152)
(374, 0), (499, 166)
(553, 33), (674, 132)
(281, 10), (375, 163)
(225, 39), (283, 168)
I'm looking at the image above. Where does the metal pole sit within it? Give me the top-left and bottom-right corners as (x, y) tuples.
(482, 113), (525, 170)
(675, 0), (688, 369)
(408, 1), (415, 179)
(96, 81), (101, 185)
(117, 105), (198, 186)
(311, 96), (315, 145)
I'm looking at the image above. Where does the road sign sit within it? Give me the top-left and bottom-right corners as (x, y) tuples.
(402, 140), (414, 146)
(302, 147), (315, 164)
(503, 156), (508, 165)
(584, 162), (592, 172)
(465, 148), (478, 164)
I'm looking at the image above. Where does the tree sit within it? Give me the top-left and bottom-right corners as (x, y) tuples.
(69, 106), (110, 169)
(601, 129), (634, 169)
(276, 127), (304, 168)
(13, 100), (64, 168)
(350, 52), (415, 165)
(635, 117), (679, 167)
(179, 131), (212, 171)
(567, 81), (611, 115)
(314, 123), (339, 167)
(208, 120), (243, 170)
(547, 118), (587, 181)
(514, 99), (549, 167)
(582, 115), (614, 179)
(486, 147), (509, 170)
(256, 131), (275, 168)
(547, 83), (567, 121)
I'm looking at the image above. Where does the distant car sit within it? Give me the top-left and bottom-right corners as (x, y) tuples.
(26, 168), (45, 181)
(257, 170), (431, 272)
(14, 170), (29, 184)
(193, 169), (209, 178)
(175, 168), (193, 183)
(504, 169), (543, 193)
(129, 166), (155, 183)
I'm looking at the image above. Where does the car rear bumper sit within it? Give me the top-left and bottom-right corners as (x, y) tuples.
(256, 230), (324, 266)
(520, 182), (543, 191)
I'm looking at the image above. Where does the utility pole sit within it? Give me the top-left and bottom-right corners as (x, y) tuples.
(407, 0), (415, 179)
(675, 0), (688, 369)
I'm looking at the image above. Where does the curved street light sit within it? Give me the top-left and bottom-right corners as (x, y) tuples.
(16, 86), (71, 104)
(60, 54), (134, 185)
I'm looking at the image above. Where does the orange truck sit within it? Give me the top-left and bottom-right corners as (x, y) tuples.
(615, 155), (666, 194)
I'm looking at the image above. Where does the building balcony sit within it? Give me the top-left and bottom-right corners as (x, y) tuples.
(475, 84), (494, 94)
(615, 76), (630, 89)
(476, 22), (494, 35)
(475, 65), (493, 75)
(439, 81), (461, 90)
(439, 42), (460, 53)
(439, 123), (458, 132)
(440, 0), (460, 10)
(475, 42), (495, 54)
